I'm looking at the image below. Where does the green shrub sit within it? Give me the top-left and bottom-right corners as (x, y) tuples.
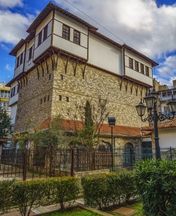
(135, 160), (176, 216)
(13, 177), (79, 216)
(13, 179), (48, 216)
(82, 171), (136, 209)
(50, 177), (80, 210)
(0, 180), (15, 214)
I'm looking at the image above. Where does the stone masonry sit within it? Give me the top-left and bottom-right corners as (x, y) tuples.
(15, 54), (148, 149)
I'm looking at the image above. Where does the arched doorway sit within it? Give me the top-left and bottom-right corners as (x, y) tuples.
(123, 143), (135, 167)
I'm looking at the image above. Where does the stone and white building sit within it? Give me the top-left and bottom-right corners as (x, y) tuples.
(7, 2), (158, 164)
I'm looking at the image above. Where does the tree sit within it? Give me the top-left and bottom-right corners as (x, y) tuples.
(0, 107), (11, 142)
(66, 97), (109, 147)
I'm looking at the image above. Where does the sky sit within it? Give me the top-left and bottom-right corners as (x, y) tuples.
(0, 0), (176, 86)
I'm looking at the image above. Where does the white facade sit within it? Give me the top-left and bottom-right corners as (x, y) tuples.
(9, 81), (19, 127)
(88, 33), (122, 75)
(11, 3), (156, 87)
(159, 128), (176, 148)
(124, 49), (153, 86)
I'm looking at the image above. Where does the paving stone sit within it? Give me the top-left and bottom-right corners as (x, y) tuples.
(113, 207), (135, 216)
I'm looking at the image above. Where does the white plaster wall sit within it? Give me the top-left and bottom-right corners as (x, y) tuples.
(52, 35), (87, 59)
(54, 11), (88, 35)
(124, 49), (153, 86)
(24, 38), (35, 71)
(9, 82), (19, 106)
(14, 44), (26, 77)
(10, 104), (17, 125)
(35, 11), (53, 35)
(34, 35), (52, 59)
(125, 68), (153, 86)
(159, 128), (176, 148)
(88, 33), (122, 75)
(53, 12), (88, 59)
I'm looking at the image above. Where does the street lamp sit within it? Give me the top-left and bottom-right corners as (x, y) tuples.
(108, 117), (116, 170)
(136, 90), (176, 159)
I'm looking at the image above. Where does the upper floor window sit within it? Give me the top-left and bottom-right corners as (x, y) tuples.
(73, 30), (80, 45)
(141, 63), (144, 74)
(43, 24), (48, 41)
(145, 66), (150, 76)
(135, 61), (139, 72)
(28, 46), (33, 61)
(129, 57), (133, 69)
(20, 52), (23, 65)
(62, 24), (70, 40)
(16, 52), (24, 68)
(38, 30), (42, 47)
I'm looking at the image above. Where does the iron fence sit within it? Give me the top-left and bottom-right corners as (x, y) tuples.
(0, 147), (175, 180)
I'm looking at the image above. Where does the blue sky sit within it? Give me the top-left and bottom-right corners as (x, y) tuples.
(0, 0), (176, 86)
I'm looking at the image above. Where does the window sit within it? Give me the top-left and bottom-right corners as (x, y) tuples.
(66, 96), (69, 102)
(38, 30), (42, 47)
(16, 56), (20, 68)
(145, 66), (150, 76)
(62, 24), (70, 40)
(47, 95), (50, 101)
(20, 52), (23, 65)
(135, 61), (139, 71)
(60, 74), (64, 80)
(129, 58), (133, 69)
(43, 24), (48, 41)
(59, 95), (62, 101)
(73, 30), (80, 45)
(141, 63), (144, 74)
(28, 46), (33, 61)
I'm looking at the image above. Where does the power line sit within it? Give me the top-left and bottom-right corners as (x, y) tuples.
(60, 0), (125, 44)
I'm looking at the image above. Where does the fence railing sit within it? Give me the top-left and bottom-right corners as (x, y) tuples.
(0, 147), (176, 180)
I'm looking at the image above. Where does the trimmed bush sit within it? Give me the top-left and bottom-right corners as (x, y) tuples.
(50, 177), (80, 210)
(13, 179), (48, 216)
(0, 180), (15, 214)
(0, 177), (79, 216)
(135, 160), (176, 216)
(82, 171), (136, 209)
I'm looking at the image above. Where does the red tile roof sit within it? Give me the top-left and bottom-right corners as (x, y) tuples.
(38, 118), (151, 138)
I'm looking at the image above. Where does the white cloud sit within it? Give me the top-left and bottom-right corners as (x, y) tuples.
(5, 64), (12, 71)
(0, 10), (33, 44)
(54, 0), (176, 57)
(0, 0), (23, 8)
(156, 55), (176, 85)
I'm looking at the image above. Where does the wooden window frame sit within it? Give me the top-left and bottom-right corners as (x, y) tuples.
(43, 24), (48, 41)
(38, 30), (42, 47)
(62, 24), (70, 40)
(73, 30), (80, 45)
(145, 66), (150, 76)
(140, 63), (144, 74)
(129, 57), (133, 69)
(135, 60), (139, 72)
(28, 46), (33, 61)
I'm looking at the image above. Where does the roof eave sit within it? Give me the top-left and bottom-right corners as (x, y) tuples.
(123, 44), (158, 67)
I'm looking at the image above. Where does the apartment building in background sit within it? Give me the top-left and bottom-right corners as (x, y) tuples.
(152, 80), (176, 149)
(8, 2), (158, 164)
(0, 83), (10, 114)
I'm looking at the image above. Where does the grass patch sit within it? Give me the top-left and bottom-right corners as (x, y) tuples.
(42, 207), (101, 216)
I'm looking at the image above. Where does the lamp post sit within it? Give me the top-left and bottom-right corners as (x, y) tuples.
(108, 117), (116, 170)
(136, 90), (176, 159)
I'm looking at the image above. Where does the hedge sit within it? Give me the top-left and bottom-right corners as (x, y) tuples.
(0, 177), (80, 216)
(81, 171), (136, 209)
(135, 160), (176, 216)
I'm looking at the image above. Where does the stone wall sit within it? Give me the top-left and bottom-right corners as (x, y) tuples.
(15, 54), (148, 135)
(15, 57), (54, 132)
(52, 55), (147, 128)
